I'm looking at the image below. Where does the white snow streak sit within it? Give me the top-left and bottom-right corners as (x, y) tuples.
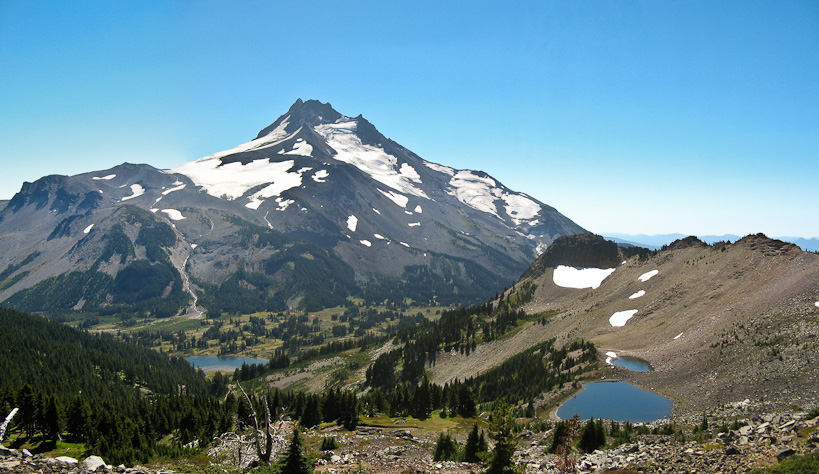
(674, 332), (684, 340)
(408, 222), (421, 227)
(83, 224), (94, 234)
(374, 234), (387, 240)
(196, 117), (295, 161)
(399, 242), (410, 247)
(121, 184), (145, 201)
(276, 198), (294, 211)
(347, 215), (358, 232)
(639, 270), (659, 282)
(360, 240), (372, 247)
(629, 290), (646, 299)
(552, 265), (615, 289)
(610, 310), (638, 327)
(162, 183), (186, 195)
(92, 174), (116, 181)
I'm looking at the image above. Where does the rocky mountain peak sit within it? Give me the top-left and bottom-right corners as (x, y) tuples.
(255, 99), (343, 139)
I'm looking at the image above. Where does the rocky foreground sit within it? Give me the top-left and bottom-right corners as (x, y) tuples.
(2, 411), (817, 474)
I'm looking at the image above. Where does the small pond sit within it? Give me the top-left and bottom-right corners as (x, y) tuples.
(611, 356), (652, 372)
(185, 355), (268, 372)
(557, 381), (673, 422)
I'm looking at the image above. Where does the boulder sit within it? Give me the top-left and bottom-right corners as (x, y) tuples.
(82, 455), (108, 471)
(776, 448), (795, 462)
(55, 456), (79, 464)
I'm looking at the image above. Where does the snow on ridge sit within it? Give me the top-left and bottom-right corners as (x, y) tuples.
(639, 270), (659, 282)
(610, 310), (638, 327)
(553, 265), (615, 289)
(629, 290), (646, 299)
(424, 161), (455, 176)
(92, 174), (116, 181)
(161, 209), (186, 221)
(347, 215), (358, 232)
(83, 224), (94, 234)
(121, 184), (145, 201)
(314, 120), (429, 199)
(197, 117), (295, 162)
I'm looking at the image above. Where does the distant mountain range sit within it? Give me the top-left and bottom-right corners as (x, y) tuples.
(0, 99), (584, 317)
(603, 233), (819, 252)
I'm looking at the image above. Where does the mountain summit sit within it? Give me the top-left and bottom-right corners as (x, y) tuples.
(0, 99), (584, 316)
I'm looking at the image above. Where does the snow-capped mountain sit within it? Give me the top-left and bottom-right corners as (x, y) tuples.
(0, 99), (584, 316)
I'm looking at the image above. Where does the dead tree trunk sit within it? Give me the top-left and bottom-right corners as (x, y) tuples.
(236, 382), (273, 464)
(0, 408), (19, 445)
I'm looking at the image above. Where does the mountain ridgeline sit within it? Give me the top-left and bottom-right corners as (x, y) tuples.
(0, 99), (584, 317)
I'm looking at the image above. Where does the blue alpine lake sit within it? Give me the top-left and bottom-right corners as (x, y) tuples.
(557, 381), (673, 422)
(185, 355), (268, 372)
(611, 356), (652, 372)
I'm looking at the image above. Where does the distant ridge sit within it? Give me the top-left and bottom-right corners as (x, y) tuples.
(603, 233), (819, 252)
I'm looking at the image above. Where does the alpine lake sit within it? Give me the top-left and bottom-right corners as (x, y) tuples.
(557, 355), (673, 422)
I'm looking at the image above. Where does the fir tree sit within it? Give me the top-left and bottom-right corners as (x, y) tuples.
(278, 426), (313, 474)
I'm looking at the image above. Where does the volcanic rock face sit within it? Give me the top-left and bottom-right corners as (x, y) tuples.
(0, 99), (585, 315)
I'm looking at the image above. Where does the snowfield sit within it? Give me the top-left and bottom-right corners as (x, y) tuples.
(639, 270), (659, 282)
(83, 224), (94, 234)
(379, 190), (409, 208)
(92, 174), (116, 181)
(552, 265), (615, 289)
(347, 215), (358, 232)
(423, 161), (455, 176)
(629, 290), (646, 299)
(312, 169), (329, 182)
(195, 116), (295, 161)
(446, 170), (540, 224)
(121, 184), (145, 201)
(162, 183), (186, 195)
(605, 351), (618, 364)
(610, 310), (638, 327)
(360, 240), (372, 247)
(284, 138), (313, 156)
(175, 157), (304, 204)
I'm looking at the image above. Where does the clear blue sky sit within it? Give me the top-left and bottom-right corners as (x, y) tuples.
(1, 1), (817, 237)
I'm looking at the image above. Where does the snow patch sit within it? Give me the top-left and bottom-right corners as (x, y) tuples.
(372, 208), (381, 215)
(605, 351), (618, 364)
(378, 189), (410, 208)
(448, 171), (501, 217)
(639, 270), (659, 282)
(191, 243), (198, 249)
(194, 117), (295, 161)
(121, 184), (145, 201)
(408, 222), (421, 227)
(276, 197), (295, 211)
(414, 204), (423, 213)
(285, 140), (313, 156)
(399, 242), (410, 248)
(374, 234), (387, 240)
(814, 301), (819, 308)
(315, 119), (429, 199)
(674, 332), (684, 340)
(503, 192), (541, 225)
(629, 290), (646, 299)
(360, 240), (372, 247)
(347, 215), (358, 232)
(83, 224), (94, 234)
(161, 209), (186, 221)
(312, 169), (329, 183)
(553, 265), (615, 289)
(610, 310), (638, 327)
(92, 174), (116, 181)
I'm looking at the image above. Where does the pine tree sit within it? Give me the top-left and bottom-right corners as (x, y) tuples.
(487, 401), (517, 474)
(463, 423), (486, 463)
(278, 426), (313, 474)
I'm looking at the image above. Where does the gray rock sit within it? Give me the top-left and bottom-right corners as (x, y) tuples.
(55, 456), (79, 464)
(82, 455), (108, 471)
(21, 449), (32, 458)
(776, 448), (795, 461)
